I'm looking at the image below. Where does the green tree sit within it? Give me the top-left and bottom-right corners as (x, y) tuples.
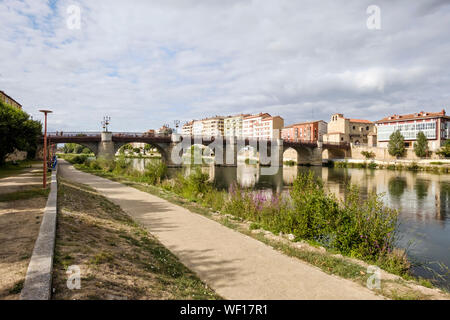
(0, 101), (42, 165)
(413, 131), (428, 158)
(437, 140), (450, 158)
(74, 144), (84, 154)
(388, 130), (405, 158)
(82, 148), (91, 154)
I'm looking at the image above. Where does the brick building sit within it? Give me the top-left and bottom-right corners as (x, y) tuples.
(282, 120), (327, 142)
(0, 91), (22, 109)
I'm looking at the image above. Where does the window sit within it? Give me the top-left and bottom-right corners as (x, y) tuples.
(366, 126), (369, 130)
(352, 126), (356, 130)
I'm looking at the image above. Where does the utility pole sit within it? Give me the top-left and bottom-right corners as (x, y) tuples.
(39, 109), (52, 189)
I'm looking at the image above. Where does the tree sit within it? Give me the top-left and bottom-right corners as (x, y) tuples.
(82, 148), (91, 154)
(388, 130), (405, 158)
(437, 140), (450, 158)
(0, 101), (42, 165)
(74, 144), (84, 154)
(413, 131), (428, 158)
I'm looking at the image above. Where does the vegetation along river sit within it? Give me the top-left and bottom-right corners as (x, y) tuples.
(129, 158), (450, 290)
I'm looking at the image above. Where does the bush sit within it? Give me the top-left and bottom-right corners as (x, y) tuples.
(368, 161), (377, 169)
(436, 140), (450, 158)
(361, 151), (375, 160)
(142, 161), (167, 185)
(283, 160), (296, 166)
(68, 154), (88, 164)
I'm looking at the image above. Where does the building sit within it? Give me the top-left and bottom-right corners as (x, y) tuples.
(282, 120), (328, 142)
(323, 113), (375, 145)
(0, 91), (22, 109)
(375, 110), (449, 151)
(224, 114), (250, 137)
(201, 116), (224, 137)
(192, 120), (204, 136)
(242, 113), (284, 140)
(181, 121), (193, 136)
(156, 125), (172, 136)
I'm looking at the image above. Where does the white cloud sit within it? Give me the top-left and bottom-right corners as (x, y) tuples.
(0, 0), (449, 131)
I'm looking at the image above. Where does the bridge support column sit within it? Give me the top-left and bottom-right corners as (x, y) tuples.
(163, 142), (183, 167)
(216, 137), (238, 167)
(310, 143), (323, 166)
(97, 132), (115, 160)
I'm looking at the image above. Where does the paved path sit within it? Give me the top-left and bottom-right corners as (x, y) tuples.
(59, 160), (381, 300)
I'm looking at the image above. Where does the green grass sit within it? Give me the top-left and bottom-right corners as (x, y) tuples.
(0, 187), (50, 202)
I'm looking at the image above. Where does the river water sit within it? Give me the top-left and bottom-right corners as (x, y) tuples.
(130, 158), (450, 289)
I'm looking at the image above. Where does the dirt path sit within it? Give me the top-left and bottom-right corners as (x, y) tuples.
(0, 164), (43, 194)
(59, 160), (381, 300)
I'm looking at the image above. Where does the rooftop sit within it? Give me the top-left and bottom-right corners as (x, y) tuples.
(376, 109), (448, 123)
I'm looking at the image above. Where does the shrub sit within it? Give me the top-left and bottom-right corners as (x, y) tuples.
(436, 140), (450, 158)
(142, 161), (167, 185)
(361, 151), (375, 160)
(283, 160), (296, 166)
(368, 161), (377, 169)
(407, 162), (419, 171)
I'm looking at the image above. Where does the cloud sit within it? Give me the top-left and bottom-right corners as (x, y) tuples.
(0, 0), (449, 131)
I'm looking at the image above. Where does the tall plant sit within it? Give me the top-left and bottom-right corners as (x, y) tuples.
(388, 130), (405, 158)
(413, 131), (428, 158)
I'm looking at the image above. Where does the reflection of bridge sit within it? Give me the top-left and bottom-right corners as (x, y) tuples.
(41, 132), (350, 167)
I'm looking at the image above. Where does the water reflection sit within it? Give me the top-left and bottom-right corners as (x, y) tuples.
(129, 158), (450, 289)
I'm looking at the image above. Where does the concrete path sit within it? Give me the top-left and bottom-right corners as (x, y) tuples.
(59, 160), (381, 300)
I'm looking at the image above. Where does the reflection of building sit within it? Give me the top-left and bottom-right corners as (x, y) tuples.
(282, 120), (327, 142)
(375, 110), (449, 151)
(242, 113), (284, 140)
(224, 114), (250, 137)
(0, 90), (22, 109)
(323, 113), (375, 145)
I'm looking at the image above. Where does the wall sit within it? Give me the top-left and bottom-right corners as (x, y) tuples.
(5, 149), (27, 162)
(350, 144), (441, 161)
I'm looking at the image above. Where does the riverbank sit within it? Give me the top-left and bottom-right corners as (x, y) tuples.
(329, 159), (450, 173)
(67, 158), (450, 299)
(53, 177), (220, 300)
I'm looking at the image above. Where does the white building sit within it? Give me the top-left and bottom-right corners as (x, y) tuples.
(242, 113), (284, 140)
(224, 114), (250, 137)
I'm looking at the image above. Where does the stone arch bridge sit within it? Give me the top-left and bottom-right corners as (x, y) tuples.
(42, 132), (350, 167)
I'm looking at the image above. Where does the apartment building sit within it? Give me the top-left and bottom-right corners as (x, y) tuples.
(224, 114), (250, 137)
(181, 121), (193, 136)
(242, 113), (284, 140)
(323, 113), (375, 145)
(375, 109), (449, 151)
(201, 116), (224, 137)
(282, 120), (328, 142)
(192, 120), (204, 136)
(0, 91), (22, 109)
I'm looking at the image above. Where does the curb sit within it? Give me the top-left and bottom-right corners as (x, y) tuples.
(20, 165), (58, 300)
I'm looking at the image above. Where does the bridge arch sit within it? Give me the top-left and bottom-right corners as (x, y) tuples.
(283, 145), (314, 165)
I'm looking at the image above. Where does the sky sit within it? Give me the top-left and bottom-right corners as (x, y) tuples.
(0, 0), (449, 132)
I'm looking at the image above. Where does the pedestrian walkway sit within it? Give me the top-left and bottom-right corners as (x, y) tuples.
(59, 160), (381, 300)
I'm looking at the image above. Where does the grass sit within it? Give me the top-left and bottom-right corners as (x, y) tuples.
(0, 187), (50, 202)
(53, 178), (220, 300)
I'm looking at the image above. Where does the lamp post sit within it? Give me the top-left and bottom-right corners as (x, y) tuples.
(39, 110), (52, 189)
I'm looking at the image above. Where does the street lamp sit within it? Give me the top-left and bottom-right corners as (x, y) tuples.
(39, 109), (52, 189)
(102, 115), (111, 132)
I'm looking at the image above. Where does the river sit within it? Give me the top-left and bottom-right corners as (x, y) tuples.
(129, 158), (450, 290)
